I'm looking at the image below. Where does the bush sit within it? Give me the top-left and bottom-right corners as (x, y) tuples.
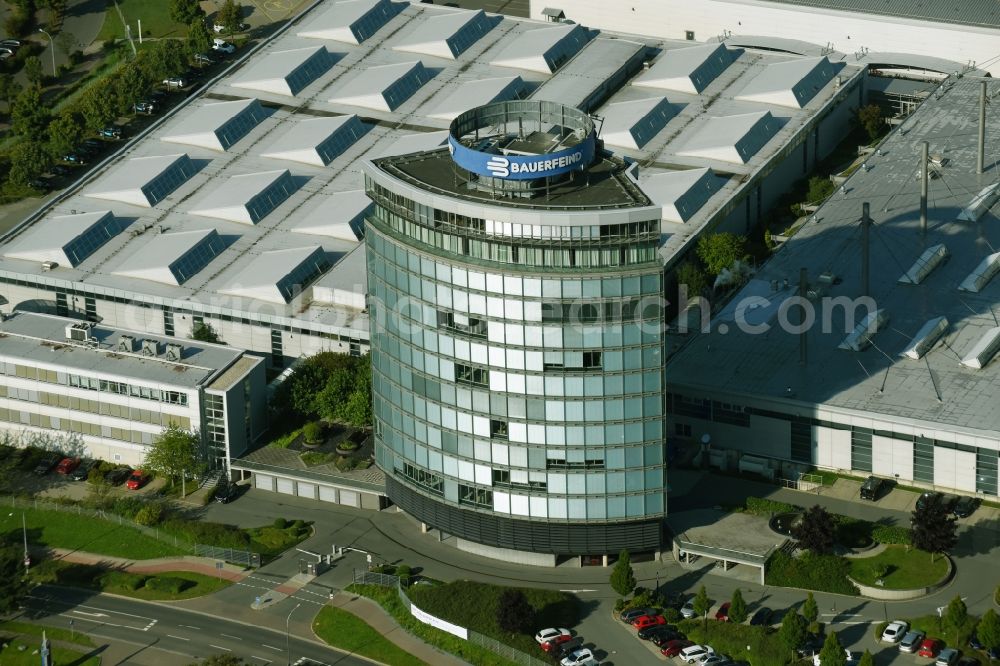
(101, 571), (147, 591)
(160, 518), (249, 549)
(872, 525), (912, 545)
(745, 497), (801, 516)
(396, 564), (412, 585)
(663, 607), (681, 623)
(765, 550), (859, 595)
(144, 576), (192, 594)
(303, 421), (323, 443)
(4, 11), (31, 39)
(273, 517), (288, 529)
(135, 504), (164, 526)
(110, 496), (146, 520)
(614, 598), (627, 613)
(834, 515), (874, 549)
(291, 519), (306, 530)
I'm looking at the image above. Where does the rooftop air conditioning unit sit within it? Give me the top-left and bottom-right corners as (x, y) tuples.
(118, 335), (135, 353)
(65, 322), (91, 342)
(41, 261), (58, 271)
(817, 271), (838, 286)
(164, 343), (182, 361)
(140, 338), (159, 356)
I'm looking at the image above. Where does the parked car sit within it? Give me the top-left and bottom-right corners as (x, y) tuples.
(702, 656), (731, 666)
(33, 453), (61, 476)
(919, 638), (945, 658)
(715, 602), (731, 622)
(882, 620), (910, 643)
(632, 614), (667, 630)
(620, 607), (655, 623)
(859, 475), (885, 500)
(82, 139), (105, 151)
(213, 21), (248, 32)
(99, 126), (123, 139)
(214, 483), (237, 503)
(0, 39), (22, 49)
(749, 607), (772, 626)
(555, 640), (583, 660)
(126, 469), (149, 490)
(62, 153), (87, 165)
(50, 165), (71, 176)
(105, 466), (132, 485)
(541, 634), (573, 652)
(941, 495), (960, 513)
(194, 52), (214, 65)
(796, 635), (825, 658)
(163, 76), (185, 88)
(534, 628), (571, 645)
(559, 647), (595, 666)
(937, 648), (961, 666)
(638, 624), (676, 640)
(680, 644), (715, 664)
(134, 101), (156, 114)
(212, 40), (236, 54)
(814, 649), (854, 665)
(55, 457), (80, 475)
(70, 459), (99, 481)
(954, 496), (981, 518)
(916, 492), (943, 511)
(680, 599), (697, 619)
(969, 633), (984, 651)
(900, 630), (926, 653)
(651, 630), (685, 647)
(661, 640), (694, 658)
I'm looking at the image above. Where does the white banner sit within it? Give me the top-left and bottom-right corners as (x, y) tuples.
(410, 603), (468, 640)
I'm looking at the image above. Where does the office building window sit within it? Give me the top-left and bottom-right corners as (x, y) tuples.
(976, 448), (998, 496)
(455, 363), (488, 388)
(458, 484), (492, 508)
(790, 421), (811, 463)
(913, 437), (934, 483)
(851, 428), (873, 472)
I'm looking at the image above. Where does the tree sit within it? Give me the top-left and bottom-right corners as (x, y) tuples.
(818, 631), (847, 666)
(778, 610), (808, 651)
(0, 73), (21, 112)
(806, 176), (834, 204)
(11, 85), (50, 138)
(977, 609), (1000, 651)
(792, 505), (836, 555)
(496, 589), (534, 635)
(675, 260), (707, 299)
(47, 110), (84, 158)
(944, 595), (968, 637)
(115, 62), (149, 115)
(692, 584), (711, 630)
(610, 549), (636, 596)
(23, 55), (44, 86)
(192, 322), (221, 343)
(857, 649), (874, 666)
(79, 78), (118, 130)
(340, 385), (372, 428)
(857, 104), (883, 143)
(144, 424), (203, 487)
(7, 140), (52, 188)
(141, 39), (187, 79)
(728, 588), (747, 624)
(216, 0), (242, 34)
(0, 543), (30, 613)
(696, 232), (747, 276)
(802, 591), (819, 624)
(911, 498), (958, 561)
(171, 0), (206, 25)
(187, 18), (213, 58)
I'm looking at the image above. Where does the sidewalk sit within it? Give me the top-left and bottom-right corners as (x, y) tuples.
(328, 591), (470, 666)
(41, 547), (250, 582)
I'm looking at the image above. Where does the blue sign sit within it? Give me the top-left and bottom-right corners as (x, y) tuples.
(448, 131), (596, 181)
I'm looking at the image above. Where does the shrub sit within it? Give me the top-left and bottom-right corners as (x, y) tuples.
(614, 598), (627, 613)
(663, 607), (681, 623)
(135, 503), (164, 526)
(745, 497), (800, 516)
(765, 550), (859, 595)
(833, 515), (874, 549)
(303, 421), (323, 443)
(273, 517), (288, 529)
(291, 519), (306, 530)
(396, 564), (412, 585)
(160, 518), (249, 549)
(110, 496), (146, 520)
(872, 525), (912, 545)
(101, 571), (147, 591)
(144, 576), (192, 594)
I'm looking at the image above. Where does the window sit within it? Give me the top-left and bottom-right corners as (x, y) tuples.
(674, 422), (692, 437)
(458, 484), (492, 508)
(851, 428), (873, 473)
(437, 311), (486, 338)
(84, 297), (97, 321)
(790, 420), (811, 464)
(455, 363), (488, 388)
(713, 401), (749, 427)
(56, 292), (69, 317)
(401, 463), (443, 495)
(546, 457), (604, 470)
(490, 419), (508, 439)
(976, 448), (998, 495)
(163, 311), (175, 337)
(271, 328), (283, 368)
(673, 394), (710, 419)
(913, 437), (934, 483)
(685, 30), (695, 40)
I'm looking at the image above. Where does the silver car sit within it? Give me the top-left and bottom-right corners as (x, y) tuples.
(899, 630), (925, 653)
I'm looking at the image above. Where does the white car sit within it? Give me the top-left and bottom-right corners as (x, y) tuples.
(679, 645), (714, 663)
(881, 620), (909, 643)
(813, 649), (854, 665)
(212, 39), (236, 54)
(560, 648), (595, 666)
(701, 656), (730, 665)
(534, 627), (570, 645)
(680, 599), (697, 619)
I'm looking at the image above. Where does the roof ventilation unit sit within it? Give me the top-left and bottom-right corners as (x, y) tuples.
(817, 271), (838, 286)
(164, 343), (183, 362)
(118, 335), (136, 353)
(957, 183), (1000, 222)
(958, 251), (1000, 293)
(898, 244), (949, 285)
(140, 339), (159, 356)
(65, 322), (92, 342)
(901, 316), (948, 360)
(960, 326), (1000, 369)
(838, 309), (888, 351)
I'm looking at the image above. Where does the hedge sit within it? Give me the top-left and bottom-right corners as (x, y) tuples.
(745, 497), (801, 516)
(766, 550), (859, 595)
(872, 525), (912, 545)
(144, 576), (192, 594)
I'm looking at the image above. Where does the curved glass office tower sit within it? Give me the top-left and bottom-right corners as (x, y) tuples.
(364, 101), (666, 562)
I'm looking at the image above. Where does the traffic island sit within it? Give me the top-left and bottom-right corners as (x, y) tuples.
(847, 546), (953, 600)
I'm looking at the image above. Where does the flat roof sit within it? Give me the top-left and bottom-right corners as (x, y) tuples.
(763, 0), (1000, 30)
(665, 77), (1000, 439)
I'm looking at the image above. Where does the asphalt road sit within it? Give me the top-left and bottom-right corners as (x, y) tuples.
(24, 585), (369, 666)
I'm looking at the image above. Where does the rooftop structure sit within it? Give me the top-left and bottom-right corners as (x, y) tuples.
(676, 111), (782, 164)
(600, 97), (676, 150)
(291, 190), (370, 242)
(85, 154), (196, 207)
(426, 76), (526, 121)
(3, 211), (122, 268)
(111, 229), (226, 286)
(297, 0), (400, 44)
(392, 9), (499, 59)
(489, 23), (591, 73)
(188, 170), (297, 225)
(734, 56), (839, 108)
(328, 61), (434, 112)
(231, 46), (335, 97)
(633, 42), (735, 94)
(161, 98), (269, 152)
(260, 115), (370, 166)
(219, 245), (330, 305)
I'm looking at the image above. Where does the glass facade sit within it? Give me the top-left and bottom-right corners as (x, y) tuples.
(365, 163), (667, 556)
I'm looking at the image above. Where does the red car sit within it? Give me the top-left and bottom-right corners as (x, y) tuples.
(632, 614), (667, 630)
(55, 457), (80, 475)
(126, 469), (149, 490)
(541, 634), (573, 652)
(715, 602), (731, 622)
(661, 639), (695, 657)
(918, 638), (944, 658)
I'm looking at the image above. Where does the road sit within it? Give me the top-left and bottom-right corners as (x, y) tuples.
(24, 585), (370, 666)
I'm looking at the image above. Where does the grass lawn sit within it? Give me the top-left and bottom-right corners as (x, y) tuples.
(0, 635), (100, 666)
(97, 0), (188, 41)
(313, 607), (429, 666)
(0, 621), (95, 647)
(848, 545), (949, 589)
(679, 619), (793, 666)
(406, 580), (579, 656)
(348, 584), (519, 666)
(0, 507), (184, 559)
(31, 560), (232, 600)
(904, 613), (979, 650)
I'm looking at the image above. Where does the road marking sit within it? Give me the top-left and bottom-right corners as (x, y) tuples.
(559, 589), (597, 593)
(167, 634), (191, 641)
(209, 644), (232, 652)
(262, 644), (283, 651)
(71, 610), (109, 618)
(251, 656), (273, 663)
(179, 624), (200, 630)
(220, 633), (242, 640)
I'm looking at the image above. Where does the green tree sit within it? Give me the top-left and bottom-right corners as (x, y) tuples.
(7, 141), (51, 188)
(806, 176), (834, 204)
(696, 232), (747, 276)
(792, 505), (836, 555)
(857, 104), (883, 143)
(23, 55), (44, 85)
(496, 589), (534, 635)
(46, 109), (84, 158)
(944, 595), (968, 637)
(675, 260), (707, 298)
(144, 424), (203, 487)
(728, 588), (747, 624)
(79, 78), (118, 130)
(911, 498), (958, 561)
(115, 62), (150, 115)
(192, 322), (221, 343)
(977, 609), (1000, 651)
(778, 610), (808, 651)
(818, 631), (846, 666)
(341, 384), (372, 428)
(0, 73), (21, 112)
(856, 650), (874, 666)
(10, 85), (50, 138)
(610, 549), (636, 597)
(0, 543), (30, 613)
(170, 0), (206, 24)
(692, 584), (711, 630)
(802, 591), (819, 624)
(187, 18), (213, 57)
(216, 0), (241, 34)
(142, 39), (188, 79)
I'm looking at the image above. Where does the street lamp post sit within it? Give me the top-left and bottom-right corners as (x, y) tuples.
(22, 512), (29, 570)
(285, 602), (301, 666)
(37, 28), (56, 77)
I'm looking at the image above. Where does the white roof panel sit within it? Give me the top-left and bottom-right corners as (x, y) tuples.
(261, 115), (369, 166)
(220, 246), (330, 304)
(957, 182), (1000, 221)
(958, 251), (1000, 293)
(293, 190), (370, 242)
(839, 309), (889, 351)
(901, 316), (949, 360)
(313, 242), (368, 309)
(427, 76), (526, 121)
(112, 229), (225, 286)
(600, 97), (676, 150)
(3, 211), (121, 267)
(961, 326), (1000, 369)
(490, 23), (590, 74)
(393, 9), (497, 60)
(898, 244), (949, 285)
(161, 98), (267, 151)
(639, 168), (723, 224)
(189, 170), (296, 225)
(231, 46), (334, 97)
(328, 61), (434, 112)
(85, 154), (195, 208)
(634, 43), (735, 94)
(677, 111), (781, 164)
(377, 131), (449, 158)
(735, 56), (838, 108)
(297, 0), (398, 44)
